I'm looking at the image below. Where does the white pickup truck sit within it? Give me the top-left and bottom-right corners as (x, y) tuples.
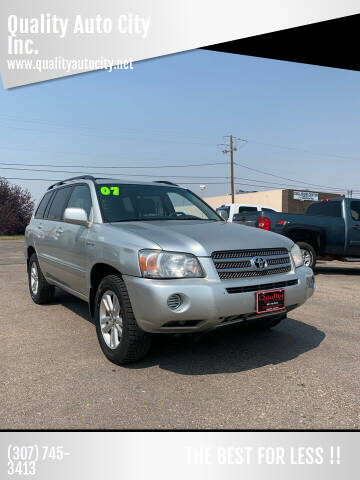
(216, 203), (278, 222)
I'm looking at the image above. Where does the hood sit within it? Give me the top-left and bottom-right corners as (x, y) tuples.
(109, 220), (293, 256)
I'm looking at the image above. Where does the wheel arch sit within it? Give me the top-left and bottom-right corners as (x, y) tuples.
(89, 263), (123, 317)
(284, 227), (324, 254)
(26, 246), (36, 270)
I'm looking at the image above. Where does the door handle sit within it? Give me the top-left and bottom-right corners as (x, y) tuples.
(55, 227), (63, 235)
(38, 224), (43, 230)
(352, 225), (360, 229)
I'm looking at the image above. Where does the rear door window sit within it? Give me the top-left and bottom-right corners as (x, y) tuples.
(46, 187), (72, 220)
(35, 191), (54, 219)
(66, 185), (93, 218)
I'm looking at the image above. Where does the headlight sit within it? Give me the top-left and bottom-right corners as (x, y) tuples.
(139, 250), (204, 279)
(291, 243), (304, 268)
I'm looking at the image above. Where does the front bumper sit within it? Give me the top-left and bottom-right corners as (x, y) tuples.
(123, 259), (315, 333)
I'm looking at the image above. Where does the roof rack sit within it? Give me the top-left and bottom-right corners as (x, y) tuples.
(47, 175), (97, 190)
(153, 180), (178, 186)
(47, 177), (179, 191)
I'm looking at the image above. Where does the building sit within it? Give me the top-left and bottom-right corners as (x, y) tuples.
(204, 189), (344, 214)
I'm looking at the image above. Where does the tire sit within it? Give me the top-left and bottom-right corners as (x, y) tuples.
(246, 314), (286, 331)
(297, 241), (317, 269)
(94, 274), (152, 365)
(28, 253), (55, 304)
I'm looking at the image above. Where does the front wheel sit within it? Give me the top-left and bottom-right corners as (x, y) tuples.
(297, 241), (316, 269)
(94, 274), (152, 365)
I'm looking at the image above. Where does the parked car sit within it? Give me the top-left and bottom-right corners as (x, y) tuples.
(25, 176), (315, 364)
(216, 203), (278, 222)
(233, 197), (360, 269)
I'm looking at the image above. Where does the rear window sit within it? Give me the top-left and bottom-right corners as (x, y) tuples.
(47, 187), (72, 220)
(35, 191), (53, 219)
(307, 201), (342, 217)
(238, 206), (258, 213)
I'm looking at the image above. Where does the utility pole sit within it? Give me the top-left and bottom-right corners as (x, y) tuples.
(220, 136), (247, 203)
(220, 135), (236, 203)
(229, 135), (235, 203)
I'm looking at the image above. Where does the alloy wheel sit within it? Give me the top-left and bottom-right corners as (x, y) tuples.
(30, 262), (39, 295)
(99, 290), (123, 349)
(301, 248), (312, 267)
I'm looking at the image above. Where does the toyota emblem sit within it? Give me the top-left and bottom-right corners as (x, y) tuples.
(251, 256), (267, 269)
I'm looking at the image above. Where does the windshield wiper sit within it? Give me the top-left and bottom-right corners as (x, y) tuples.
(111, 217), (220, 223)
(171, 218), (219, 221)
(111, 218), (170, 222)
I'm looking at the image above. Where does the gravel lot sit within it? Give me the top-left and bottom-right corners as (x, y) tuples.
(1, 240), (359, 429)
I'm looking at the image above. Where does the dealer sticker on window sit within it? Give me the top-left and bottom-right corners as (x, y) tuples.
(100, 186), (120, 196)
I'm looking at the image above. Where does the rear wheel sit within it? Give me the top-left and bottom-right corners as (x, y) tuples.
(28, 253), (55, 304)
(94, 274), (152, 365)
(297, 241), (316, 269)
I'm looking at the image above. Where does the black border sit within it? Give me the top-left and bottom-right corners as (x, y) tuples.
(203, 14), (360, 72)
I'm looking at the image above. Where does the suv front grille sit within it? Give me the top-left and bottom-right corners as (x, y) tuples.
(212, 248), (288, 259)
(212, 248), (292, 279)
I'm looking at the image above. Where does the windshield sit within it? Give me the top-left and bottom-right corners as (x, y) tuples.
(96, 183), (222, 222)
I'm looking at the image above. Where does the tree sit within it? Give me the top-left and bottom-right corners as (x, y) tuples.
(0, 177), (34, 235)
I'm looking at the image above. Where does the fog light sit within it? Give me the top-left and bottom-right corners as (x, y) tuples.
(167, 294), (182, 310)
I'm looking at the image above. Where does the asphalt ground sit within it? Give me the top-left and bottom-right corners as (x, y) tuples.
(1, 240), (359, 429)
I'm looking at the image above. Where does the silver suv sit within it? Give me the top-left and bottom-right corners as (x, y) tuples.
(25, 176), (315, 364)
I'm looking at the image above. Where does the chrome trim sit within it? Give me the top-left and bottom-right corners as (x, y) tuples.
(212, 248), (292, 279)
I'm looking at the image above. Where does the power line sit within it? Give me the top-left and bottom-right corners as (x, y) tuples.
(0, 114), (217, 144)
(0, 166), (232, 179)
(0, 167), (347, 192)
(0, 160), (228, 170)
(230, 138), (349, 192)
(247, 138), (360, 162)
(0, 176), (230, 185)
(0, 112), (359, 161)
(0, 159), (348, 191)
(233, 161), (346, 192)
(0, 161), (348, 192)
(3, 167), (354, 194)
(0, 121), (216, 146)
(0, 176), (348, 192)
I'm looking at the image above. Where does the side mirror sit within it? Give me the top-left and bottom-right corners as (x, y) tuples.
(63, 207), (89, 227)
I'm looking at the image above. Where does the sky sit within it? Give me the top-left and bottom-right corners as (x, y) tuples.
(0, 49), (360, 203)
